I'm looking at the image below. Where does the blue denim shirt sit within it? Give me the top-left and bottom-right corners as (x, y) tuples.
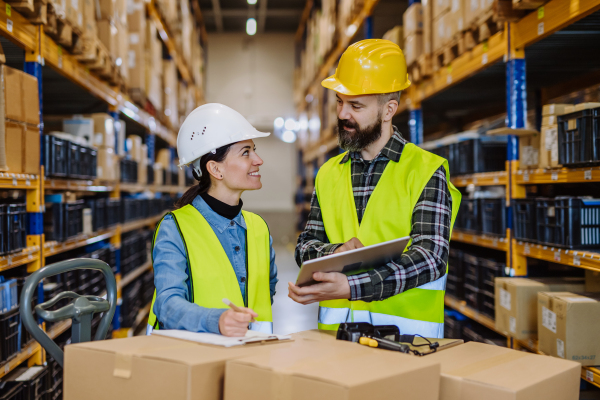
(152, 195), (278, 334)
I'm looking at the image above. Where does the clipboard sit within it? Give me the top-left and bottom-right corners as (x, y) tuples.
(296, 236), (410, 287)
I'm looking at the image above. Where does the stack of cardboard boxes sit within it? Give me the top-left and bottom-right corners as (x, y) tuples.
(97, 0), (129, 84)
(127, 0), (146, 103)
(163, 60), (179, 130)
(145, 21), (164, 114)
(0, 66), (40, 175)
(403, 3), (423, 66)
(539, 103), (567, 169)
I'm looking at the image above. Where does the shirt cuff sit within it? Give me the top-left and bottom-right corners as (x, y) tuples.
(206, 308), (227, 334)
(348, 272), (375, 302)
(321, 243), (343, 256)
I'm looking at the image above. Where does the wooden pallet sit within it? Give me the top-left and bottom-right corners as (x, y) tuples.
(408, 54), (433, 84)
(512, 0), (547, 10)
(433, 33), (467, 69)
(128, 88), (147, 108)
(464, 9), (504, 50)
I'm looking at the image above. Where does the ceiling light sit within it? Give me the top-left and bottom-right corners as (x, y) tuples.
(282, 131), (296, 143)
(284, 118), (296, 131)
(246, 18), (257, 35)
(274, 117), (284, 129)
(247, 0), (257, 4)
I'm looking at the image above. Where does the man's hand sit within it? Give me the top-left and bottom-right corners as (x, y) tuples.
(218, 308), (258, 337)
(288, 272), (351, 305)
(333, 237), (364, 254)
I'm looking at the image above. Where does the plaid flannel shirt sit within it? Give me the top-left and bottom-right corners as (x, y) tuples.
(295, 128), (452, 302)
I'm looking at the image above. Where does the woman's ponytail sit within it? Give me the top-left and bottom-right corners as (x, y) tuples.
(175, 143), (234, 209)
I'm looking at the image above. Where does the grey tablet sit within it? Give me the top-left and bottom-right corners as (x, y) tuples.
(296, 236), (411, 287)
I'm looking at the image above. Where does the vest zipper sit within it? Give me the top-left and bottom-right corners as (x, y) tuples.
(244, 230), (249, 308)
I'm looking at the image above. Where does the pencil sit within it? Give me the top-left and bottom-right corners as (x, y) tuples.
(222, 298), (257, 323)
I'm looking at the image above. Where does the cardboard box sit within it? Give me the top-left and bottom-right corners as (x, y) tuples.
(433, 12), (452, 51)
(127, 0), (146, 32)
(24, 125), (40, 174)
(433, 0), (450, 19)
(404, 33), (423, 66)
(127, 134), (142, 162)
(542, 103), (570, 116)
(153, 163), (164, 185)
(63, 118), (94, 146)
(128, 31), (145, 90)
(156, 148), (171, 169)
(97, 147), (116, 180)
(403, 3), (423, 37)
(22, 71), (40, 125)
(163, 59), (179, 129)
(89, 113), (116, 149)
(64, 334), (294, 400)
(382, 25), (403, 47)
(518, 131), (540, 170)
(225, 337), (440, 400)
(539, 124), (561, 169)
(538, 291), (600, 365)
(4, 122), (23, 173)
(426, 341), (581, 400)
(423, 0), (433, 54)
(574, 102), (600, 112)
(542, 115), (557, 126)
(116, 21), (129, 84)
(81, 0), (97, 38)
(495, 277), (585, 341)
(98, 20), (118, 57)
(98, 0), (117, 20)
(451, 0), (465, 34)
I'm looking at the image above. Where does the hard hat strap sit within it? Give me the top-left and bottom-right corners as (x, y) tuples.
(192, 159), (202, 178)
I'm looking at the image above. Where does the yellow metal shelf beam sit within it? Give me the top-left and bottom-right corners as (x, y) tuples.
(119, 260), (152, 290)
(451, 170), (508, 188)
(515, 167), (600, 184)
(0, 0), (38, 51)
(514, 240), (600, 273)
(0, 246), (40, 272)
(44, 178), (116, 192)
(0, 174), (39, 190)
(452, 230), (509, 252)
(44, 229), (119, 257)
(0, 340), (41, 378)
(444, 295), (496, 331)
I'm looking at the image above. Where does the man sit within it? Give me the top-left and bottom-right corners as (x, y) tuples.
(288, 39), (461, 338)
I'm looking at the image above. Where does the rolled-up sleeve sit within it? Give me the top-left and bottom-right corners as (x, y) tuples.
(269, 236), (278, 303)
(152, 215), (226, 333)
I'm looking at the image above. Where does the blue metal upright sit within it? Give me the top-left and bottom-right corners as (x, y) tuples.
(409, 108), (423, 145)
(364, 16), (373, 39)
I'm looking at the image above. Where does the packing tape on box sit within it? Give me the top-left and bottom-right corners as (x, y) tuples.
(447, 351), (529, 377)
(113, 344), (193, 379)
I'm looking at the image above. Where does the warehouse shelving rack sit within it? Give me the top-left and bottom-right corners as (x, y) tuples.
(295, 0), (600, 388)
(0, 0), (202, 378)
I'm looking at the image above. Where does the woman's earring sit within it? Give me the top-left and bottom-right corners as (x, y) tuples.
(220, 175), (223, 179)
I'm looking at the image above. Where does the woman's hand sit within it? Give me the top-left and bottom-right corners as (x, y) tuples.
(218, 308), (259, 337)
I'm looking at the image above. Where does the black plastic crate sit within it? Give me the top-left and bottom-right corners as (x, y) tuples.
(444, 311), (466, 339)
(513, 198), (537, 242)
(464, 283), (480, 311)
(481, 198), (506, 237)
(0, 205), (6, 255)
(106, 199), (121, 227)
(557, 107), (600, 167)
(147, 164), (155, 184)
(66, 142), (82, 179)
(480, 290), (495, 319)
(43, 203), (65, 243)
(456, 137), (508, 175)
(86, 198), (106, 232)
(463, 254), (479, 289)
(0, 382), (23, 400)
(121, 279), (142, 327)
(446, 275), (463, 299)
(536, 197), (600, 249)
(0, 308), (21, 363)
(16, 278), (38, 349)
(43, 135), (68, 178)
(141, 270), (154, 305)
(3, 366), (48, 400)
(46, 356), (63, 400)
(64, 201), (84, 239)
(79, 146), (98, 180)
(479, 258), (506, 294)
(120, 159), (138, 183)
(448, 248), (464, 278)
(459, 199), (480, 233)
(5, 204), (27, 254)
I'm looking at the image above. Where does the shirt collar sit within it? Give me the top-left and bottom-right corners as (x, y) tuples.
(339, 126), (407, 164)
(192, 195), (246, 233)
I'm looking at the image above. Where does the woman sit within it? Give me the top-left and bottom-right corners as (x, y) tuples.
(147, 103), (278, 337)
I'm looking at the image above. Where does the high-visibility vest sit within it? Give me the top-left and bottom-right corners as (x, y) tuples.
(315, 143), (461, 338)
(148, 204), (273, 334)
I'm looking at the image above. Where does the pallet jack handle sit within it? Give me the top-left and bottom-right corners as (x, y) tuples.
(19, 259), (117, 368)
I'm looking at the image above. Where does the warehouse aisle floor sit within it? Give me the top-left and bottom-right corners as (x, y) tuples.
(272, 245), (318, 335)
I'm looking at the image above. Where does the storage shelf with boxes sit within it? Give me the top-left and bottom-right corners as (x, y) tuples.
(0, 0), (204, 381)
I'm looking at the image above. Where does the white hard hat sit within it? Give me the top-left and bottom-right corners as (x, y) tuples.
(177, 103), (270, 176)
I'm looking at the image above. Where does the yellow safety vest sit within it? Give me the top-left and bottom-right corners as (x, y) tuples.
(148, 204), (273, 333)
(315, 143), (461, 338)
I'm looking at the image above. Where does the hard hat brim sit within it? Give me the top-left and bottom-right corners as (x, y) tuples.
(321, 74), (411, 95)
(177, 129), (271, 168)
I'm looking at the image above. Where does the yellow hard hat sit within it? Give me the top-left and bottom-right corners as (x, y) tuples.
(321, 39), (411, 95)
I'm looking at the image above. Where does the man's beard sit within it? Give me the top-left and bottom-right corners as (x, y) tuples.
(336, 114), (383, 152)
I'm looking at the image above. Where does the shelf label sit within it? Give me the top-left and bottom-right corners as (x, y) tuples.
(538, 6), (545, 19)
(493, 177), (499, 184)
(473, 177), (478, 184)
(7, 19), (12, 33)
(573, 254), (581, 266)
(587, 370), (594, 382)
(447, 74), (452, 84)
(509, 316), (516, 333)
(556, 338), (565, 358)
(481, 53), (488, 65)
(523, 172), (529, 182)
(554, 251), (561, 262)
(5, 4), (10, 16)
(472, 235), (478, 243)
(538, 22), (544, 35)
(542, 306), (557, 333)
(524, 244), (531, 255)
(25, 179), (30, 186)
(585, 170), (592, 180)
(12, 177), (16, 186)
(5, 364), (9, 374)
(551, 172), (558, 181)
(58, 46), (63, 69)
(493, 238), (498, 247)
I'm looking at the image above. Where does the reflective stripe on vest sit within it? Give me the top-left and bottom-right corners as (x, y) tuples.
(315, 143), (461, 337)
(147, 205), (273, 334)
